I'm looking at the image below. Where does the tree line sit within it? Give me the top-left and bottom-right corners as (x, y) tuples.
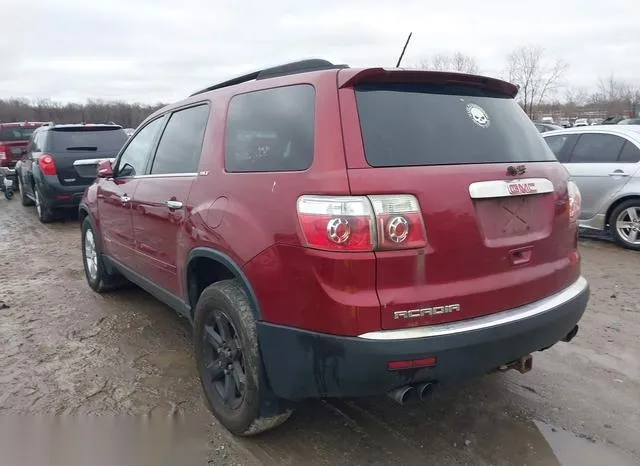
(419, 46), (639, 119)
(0, 99), (165, 128)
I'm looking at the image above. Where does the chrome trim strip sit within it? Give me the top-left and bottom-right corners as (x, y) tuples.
(358, 276), (588, 341)
(468, 178), (554, 199)
(132, 173), (198, 179)
(73, 157), (116, 167)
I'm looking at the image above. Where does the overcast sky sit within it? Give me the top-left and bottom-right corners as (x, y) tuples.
(1, 0), (638, 103)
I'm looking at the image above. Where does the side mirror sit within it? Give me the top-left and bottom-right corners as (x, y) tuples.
(97, 160), (113, 178)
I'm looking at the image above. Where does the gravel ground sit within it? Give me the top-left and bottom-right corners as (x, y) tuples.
(0, 198), (638, 466)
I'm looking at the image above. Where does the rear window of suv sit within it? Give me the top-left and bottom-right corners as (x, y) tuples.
(0, 126), (36, 141)
(225, 85), (315, 172)
(355, 83), (556, 167)
(48, 127), (127, 154)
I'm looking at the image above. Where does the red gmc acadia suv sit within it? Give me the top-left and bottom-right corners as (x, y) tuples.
(79, 59), (590, 436)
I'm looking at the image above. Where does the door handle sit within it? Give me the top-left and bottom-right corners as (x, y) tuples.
(165, 200), (183, 209)
(608, 171), (630, 177)
(120, 195), (131, 203)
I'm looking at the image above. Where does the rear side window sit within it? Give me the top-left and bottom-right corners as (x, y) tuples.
(151, 104), (209, 175)
(48, 127), (127, 154)
(0, 126), (36, 141)
(355, 83), (555, 167)
(569, 134), (625, 163)
(618, 141), (640, 163)
(544, 134), (570, 160)
(225, 85), (315, 172)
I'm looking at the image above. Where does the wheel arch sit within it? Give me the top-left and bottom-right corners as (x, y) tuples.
(186, 247), (262, 321)
(605, 195), (640, 228)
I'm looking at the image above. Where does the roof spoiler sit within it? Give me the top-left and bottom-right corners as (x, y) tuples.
(338, 68), (519, 98)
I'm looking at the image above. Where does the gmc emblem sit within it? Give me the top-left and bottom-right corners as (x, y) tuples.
(393, 304), (461, 320)
(507, 182), (537, 195)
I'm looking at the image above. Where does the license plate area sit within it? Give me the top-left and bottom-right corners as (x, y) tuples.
(474, 195), (553, 247)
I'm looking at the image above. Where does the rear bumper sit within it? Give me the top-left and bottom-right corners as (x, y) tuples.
(36, 175), (89, 208)
(257, 276), (589, 400)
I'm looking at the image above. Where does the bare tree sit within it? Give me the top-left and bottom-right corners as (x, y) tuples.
(419, 52), (479, 74)
(591, 74), (639, 115)
(506, 45), (568, 117)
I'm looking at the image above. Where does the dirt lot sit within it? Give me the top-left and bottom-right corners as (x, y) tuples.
(1, 198), (639, 466)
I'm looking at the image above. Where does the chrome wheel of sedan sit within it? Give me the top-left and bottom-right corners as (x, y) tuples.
(615, 206), (640, 245)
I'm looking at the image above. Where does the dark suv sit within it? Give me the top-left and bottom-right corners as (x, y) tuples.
(79, 59), (590, 436)
(16, 123), (127, 222)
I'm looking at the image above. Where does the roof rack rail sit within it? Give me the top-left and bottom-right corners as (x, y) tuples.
(190, 59), (348, 97)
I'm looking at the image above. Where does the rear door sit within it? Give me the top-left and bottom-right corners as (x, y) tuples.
(338, 75), (579, 330)
(47, 126), (127, 187)
(98, 118), (165, 265)
(131, 104), (209, 296)
(561, 133), (640, 219)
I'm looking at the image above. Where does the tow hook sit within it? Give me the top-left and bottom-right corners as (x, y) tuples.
(498, 354), (533, 374)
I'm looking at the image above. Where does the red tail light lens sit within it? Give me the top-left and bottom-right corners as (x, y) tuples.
(297, 196), (375, 251)
(369, 195), (427, 249)
(39, 154), (57, 175)
(567, 181), (581, 223)
(297, 194), (427, 252)
(0, 145), (7, 161)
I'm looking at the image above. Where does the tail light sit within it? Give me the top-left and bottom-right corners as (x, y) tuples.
(0, 145), (7, 161)
(38, 154), (57, 175)
(296, 196), (375, 251)
(369, 195), (427, 249)
(296, 194), (426, 251)
(567, 181), (581, 223)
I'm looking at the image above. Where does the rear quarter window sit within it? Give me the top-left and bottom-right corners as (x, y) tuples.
(544, 134), (570, 161)
(225, 85), (315, 172)
(355, 83), (556, 167)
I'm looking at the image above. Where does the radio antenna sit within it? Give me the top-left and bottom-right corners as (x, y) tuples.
(395, 32), (413, 68)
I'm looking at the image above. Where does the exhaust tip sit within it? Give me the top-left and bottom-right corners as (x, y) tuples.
(416, 382), (434, 400)
(387, 386), (415, 405)
(562, 325), (579, 343)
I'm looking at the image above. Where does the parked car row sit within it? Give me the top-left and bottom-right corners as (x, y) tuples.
(8, 61), (603, 437)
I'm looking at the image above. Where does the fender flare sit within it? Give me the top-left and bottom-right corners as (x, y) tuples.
(186, 247), (262, 320)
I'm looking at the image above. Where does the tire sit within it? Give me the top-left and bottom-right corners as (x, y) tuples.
(34, 186), (56, 223)
(4, 188), (13, 200)
(194, 280), (292, 436)
(610, 200), (640, 251)
(18, 176), (34, 206)
(81, 217), (127, 292)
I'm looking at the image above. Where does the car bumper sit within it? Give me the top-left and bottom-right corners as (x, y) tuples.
(257, 276), (589, 400)
(37, 175), (89, 208)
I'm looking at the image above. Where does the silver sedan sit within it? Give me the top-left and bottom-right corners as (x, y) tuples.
(542, 125), (640, 250)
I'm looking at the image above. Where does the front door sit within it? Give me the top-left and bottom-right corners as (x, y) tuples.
(98, 117), (166, 265)
(563, 133), (640, 219)
(131, 104), (209, 296)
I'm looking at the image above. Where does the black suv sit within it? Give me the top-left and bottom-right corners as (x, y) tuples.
(16, 123), (128, 222)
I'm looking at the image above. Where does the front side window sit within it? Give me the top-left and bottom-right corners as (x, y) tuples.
(150, 104), (209, 175)
(544, 135), (570, 160)
(115, 118), (164, 177)
(225, 85), (315, 172)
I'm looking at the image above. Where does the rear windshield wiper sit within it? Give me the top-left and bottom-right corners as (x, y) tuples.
(66, 146), (98, 151)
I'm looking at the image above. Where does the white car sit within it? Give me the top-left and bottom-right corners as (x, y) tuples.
(574, 118), (589, 127)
